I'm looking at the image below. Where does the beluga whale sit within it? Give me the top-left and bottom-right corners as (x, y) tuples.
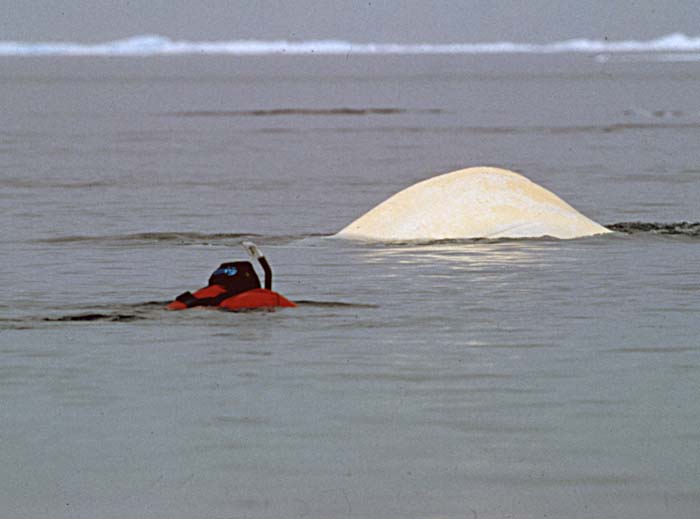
(335, 167), (611, 241)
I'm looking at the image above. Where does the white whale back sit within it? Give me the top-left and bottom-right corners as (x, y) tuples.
(336, 167), (611, 240)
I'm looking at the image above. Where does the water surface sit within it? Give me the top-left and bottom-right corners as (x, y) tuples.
(2, 55), (700, 518)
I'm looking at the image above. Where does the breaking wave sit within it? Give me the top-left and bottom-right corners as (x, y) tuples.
(2, 33), (700, 57)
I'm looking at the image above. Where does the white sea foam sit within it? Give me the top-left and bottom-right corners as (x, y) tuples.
(2, 33), (700, 57)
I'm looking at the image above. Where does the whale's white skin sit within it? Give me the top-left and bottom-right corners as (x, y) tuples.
(336, 167), (611, 240)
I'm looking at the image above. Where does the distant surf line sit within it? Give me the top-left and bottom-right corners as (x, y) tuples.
(2, 33), (700, 57)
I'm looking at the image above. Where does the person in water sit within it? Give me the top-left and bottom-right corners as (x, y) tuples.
(166, 243), (295, 311)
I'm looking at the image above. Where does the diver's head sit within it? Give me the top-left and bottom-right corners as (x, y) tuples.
(208, 261), (261, 294)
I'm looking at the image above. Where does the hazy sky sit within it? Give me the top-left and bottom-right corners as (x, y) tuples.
(2, 0), (699, 43)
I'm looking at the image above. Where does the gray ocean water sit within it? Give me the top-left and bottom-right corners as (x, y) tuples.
(2, 55), (700, 518)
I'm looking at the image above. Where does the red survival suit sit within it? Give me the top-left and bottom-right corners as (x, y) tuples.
(166, 260), (295, 311)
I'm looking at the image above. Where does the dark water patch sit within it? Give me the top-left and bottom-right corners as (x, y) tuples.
(44, 313), (145, 322)
(210, 415), (271, 426)
(675, 432), (700, 441)
(430, 419), (554, 435)
(41, 301), (168, 323)
(498, 400), (570, 410)
(607, 221), (700, 237)
(9, 299), (369, 327)
(34, 231), (326, 247)
(256, 127), (296, 134)
(636, 490), (700, 502)
(541, 121), (700, 134)
(329, 372), (511, 384)
(0, 301), (164, 328)
(462, 472), (646, 487)
(671, 363), (700, 371)
(37, 231), (261, 244)
(468, 342), (558, 349)
(531, 121), (700, 134)
(466, 386), (547, 395)
(0, 313), (143, 327)
(41, 305), (272, 322)
(167, 107), (442, 117)
(259, 122), (700, 136)
(0, 178), (118, 189)
(622, 108), (692, 118)
(294, 300), (378, 309)
(608, 172), (700, 185)
(570, 398), (627, 406)
(604, 346), (697, 354)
